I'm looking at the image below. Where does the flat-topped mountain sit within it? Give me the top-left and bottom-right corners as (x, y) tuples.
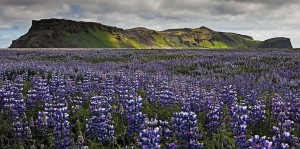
(257, 37), (293, 49)
(9, 19), (293, 49)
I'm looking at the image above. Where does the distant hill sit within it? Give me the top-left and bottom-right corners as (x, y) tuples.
(9, 19), (293, 49)
(257, 37), (293, 49)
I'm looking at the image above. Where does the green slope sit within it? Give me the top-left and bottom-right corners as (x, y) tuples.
(10, 19), (265, 49)
(61, 30), (116, 48)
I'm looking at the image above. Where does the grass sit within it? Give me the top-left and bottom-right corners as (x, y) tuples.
(238, 66), (269, 73)
(144, 53), (185, 61)
(123, 36), (144, 49)
(152, 34), (169, 48)
(61, 30), (118, 48)
(173, 65), (197, 75)
(23, 28), (263, 49)
(200, 41), (229, 48)
(91, 30), (118, 47)
(38, 55), (66, 62)
(199, 63), (225, 70)
(212, 41), (229, 48)
(168, 36), (190, 48)
(141, 101), (180, 121)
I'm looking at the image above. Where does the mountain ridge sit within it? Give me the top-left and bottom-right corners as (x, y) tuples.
(9, 18), (293, 49)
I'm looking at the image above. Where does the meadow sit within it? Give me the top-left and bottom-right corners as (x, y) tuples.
(0, 49), (299, 149)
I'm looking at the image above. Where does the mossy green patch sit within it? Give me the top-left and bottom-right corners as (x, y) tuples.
(90, 30), (119, 47)
(61, 30), (118, 48)
(151, 34), (169, 47)
(167, 36), (191, 48)
(200, 41), (228, 48)
(123, 36), (144, 48)
(212, 41), (229, 48)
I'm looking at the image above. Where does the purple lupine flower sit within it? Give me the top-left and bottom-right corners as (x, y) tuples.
(206, 104), (223, 133)
(53, 105), (71, 148)
(86, 96), (114, 143)
(230, 103), (250, 148)
(139, 127), (161, 149)
(171, 111), (203, 147)
(125, 96), (145, 136)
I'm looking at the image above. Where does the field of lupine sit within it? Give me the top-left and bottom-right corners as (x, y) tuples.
(0, 49), (299, 149)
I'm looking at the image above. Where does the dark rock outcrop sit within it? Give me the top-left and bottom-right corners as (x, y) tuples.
(257, 37), (293, 49)
(30, 18), (119, 33)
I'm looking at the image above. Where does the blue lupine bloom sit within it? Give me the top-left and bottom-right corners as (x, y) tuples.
(53, 106), (72, 149)
(36, 111), (50, 136)
(206, 104), (223, 133)
(230, 103), (250, 148)
(139, 127), (161, 149)
(171, 111), (203, 148)
(125, 96), (145, 136)
(13, 120), (23, 140)
(86, 96), (114, 143)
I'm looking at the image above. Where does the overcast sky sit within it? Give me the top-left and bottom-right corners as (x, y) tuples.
(0, 0), (299, 48)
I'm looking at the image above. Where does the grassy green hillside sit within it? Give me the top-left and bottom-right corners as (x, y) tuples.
(10, 19), (263, 49)
(61, 30), (116, 48)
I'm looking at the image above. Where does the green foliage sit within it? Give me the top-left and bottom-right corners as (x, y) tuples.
(173, 65), (196, 75)
(112, 112), (127, 147)
(204, 129), (235, 149)
(199, 63), (225, 70)
(61, 30), (118, 48)
(88, 139), (102, 149)
(37, 55), (66, 62)
(200, 41), (229, 49)
(260, 57), (289, 65)
(0, 115), (13, 137)
(200, 41), (213, 48)
(26, 104), (43, 120)
(122, 36), (144, 49)
(137, 90), (146, 99)
(87, 56), (129, 63)
(76, 107), (92, 132)
(141, 101), (180, 121)
(143, 53), (186, 61)
(236, 92), (245, 104)
(152, 34), (169, 47)
(238, 66), (269, 73)
(22, 81), (32, 96)
(212, 41), (229, 48)
(167, 36), (190, 48)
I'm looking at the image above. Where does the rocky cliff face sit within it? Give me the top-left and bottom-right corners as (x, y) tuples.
(9, 18), (293, 49)
(257, 37), (293, 49)
(10, 19), (122, 48)
(30, 19), (119, 33)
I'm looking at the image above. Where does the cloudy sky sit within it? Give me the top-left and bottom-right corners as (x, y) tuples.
(0, 0), (299, 48)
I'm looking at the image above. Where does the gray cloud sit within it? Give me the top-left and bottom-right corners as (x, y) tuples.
(0, 0), (299, 47)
